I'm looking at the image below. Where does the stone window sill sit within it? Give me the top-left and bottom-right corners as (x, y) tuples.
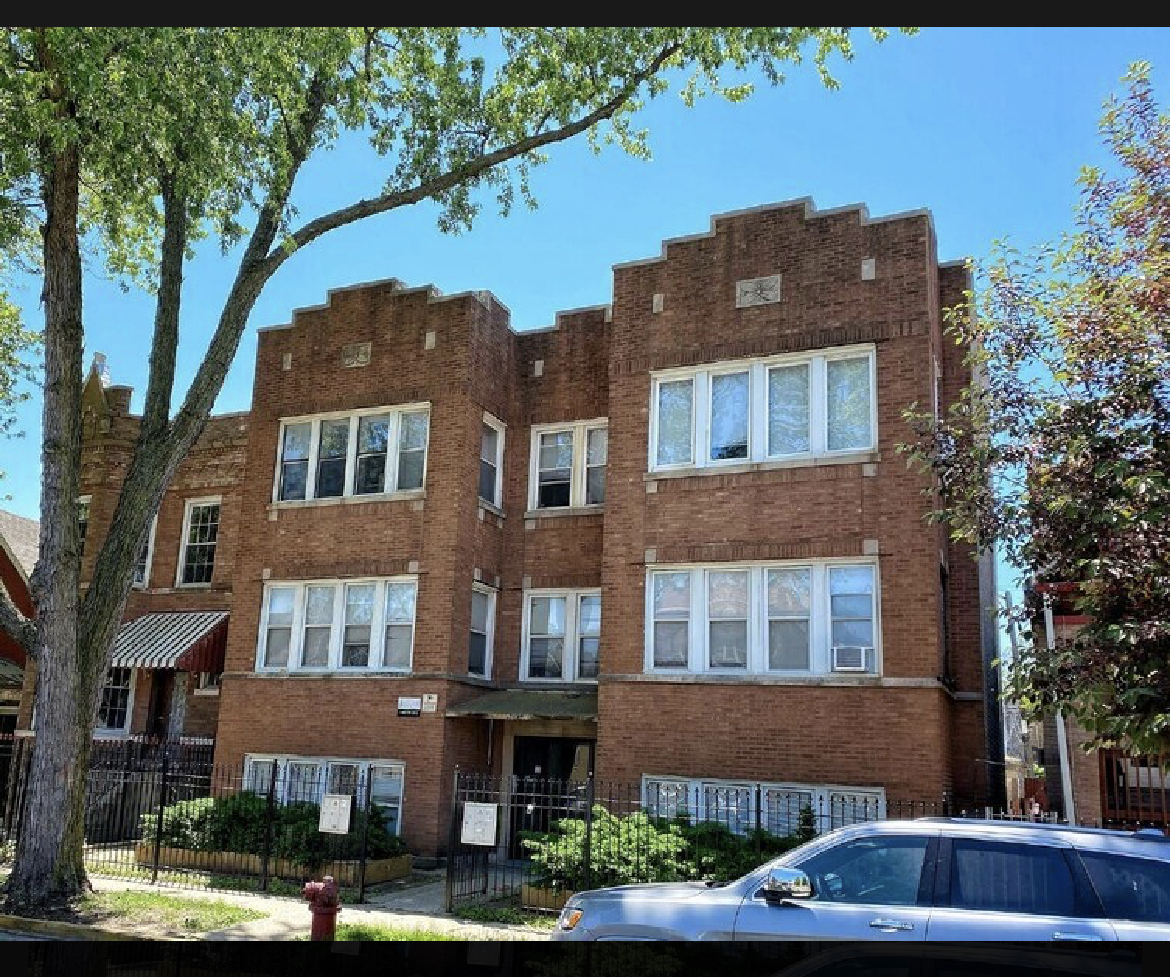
(645, 451), (879, 482)
(267, 489), (425, 512)
(523, 505), (604, 520)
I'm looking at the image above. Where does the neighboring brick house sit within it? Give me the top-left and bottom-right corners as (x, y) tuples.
(16, 360), (247, 743)
(19, 197), (1002, 855)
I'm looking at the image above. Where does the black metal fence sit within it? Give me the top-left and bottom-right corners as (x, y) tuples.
(445, 771), (1061, 911)
(1, 739), (401, 901)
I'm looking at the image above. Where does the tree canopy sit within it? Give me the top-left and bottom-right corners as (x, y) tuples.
(904, 64), (1170, 754)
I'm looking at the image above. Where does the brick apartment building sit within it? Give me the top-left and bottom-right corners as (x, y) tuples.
(17, 197), (1002, 855)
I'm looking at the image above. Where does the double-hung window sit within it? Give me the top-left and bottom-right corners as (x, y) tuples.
(649, 346), (875, 472)
(645, 562), (878, 676)
(95, 667), (133, 735)
(177, 498), (220, 586)
(468, 585), (495, 677)
(257, 577), (418, 673)
(479, 416), (505, 507)
(528, 420), (607, 511)
(132, 516), (157, 589)
(274, 404), (431, 502)
(77, 496), (91, 555)
(522, 590), (601, 682)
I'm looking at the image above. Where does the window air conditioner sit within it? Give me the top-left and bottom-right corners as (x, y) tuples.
(831, 645), (871, 672)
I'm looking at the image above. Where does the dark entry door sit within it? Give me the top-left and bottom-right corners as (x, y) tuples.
(0, 713), (16, 819)
(510, 736), (595, 857)
(147, 671), (174, 738)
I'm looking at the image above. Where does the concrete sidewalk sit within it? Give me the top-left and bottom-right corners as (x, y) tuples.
(86, 874), (548, 941)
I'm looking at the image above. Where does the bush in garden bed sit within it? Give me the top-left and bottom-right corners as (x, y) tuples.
(521, 805), (811, 890)
(140, 792), (407, 867)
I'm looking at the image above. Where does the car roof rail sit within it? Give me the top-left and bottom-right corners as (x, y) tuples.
(1132, 828), (1170, 841)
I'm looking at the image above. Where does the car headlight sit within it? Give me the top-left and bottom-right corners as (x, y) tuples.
(558, 906), (585, 931)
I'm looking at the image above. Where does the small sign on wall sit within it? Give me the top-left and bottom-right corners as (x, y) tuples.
(460, 802), (499, 846)
(397, 696), (423, 717)
(319, 794), (352, 835)
(422, 693), (438, 713)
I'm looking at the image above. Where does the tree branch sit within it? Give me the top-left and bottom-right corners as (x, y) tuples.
(268, 41), (682, 267)
(0, 587), (34, 657)
(139, 172), (186, 437)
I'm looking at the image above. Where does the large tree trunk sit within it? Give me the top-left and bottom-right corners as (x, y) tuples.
(3, 142), (92, 909)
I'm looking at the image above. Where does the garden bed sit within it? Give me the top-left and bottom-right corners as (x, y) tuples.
(134, 842), (411, 886)
(520, 883), (573, 912)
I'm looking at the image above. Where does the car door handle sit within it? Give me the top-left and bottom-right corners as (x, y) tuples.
(1053, 931), (1105, 942)
(870, 918), (915, 932)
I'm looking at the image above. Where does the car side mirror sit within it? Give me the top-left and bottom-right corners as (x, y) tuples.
(764, 867), (814, 901)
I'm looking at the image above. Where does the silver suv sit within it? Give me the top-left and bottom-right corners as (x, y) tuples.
(552, 818), (1170, 941)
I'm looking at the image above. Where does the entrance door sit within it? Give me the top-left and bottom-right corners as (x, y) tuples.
(509, 736), (595, 857)
(0, 713), (16, 820)
(147, 671), (174, 739)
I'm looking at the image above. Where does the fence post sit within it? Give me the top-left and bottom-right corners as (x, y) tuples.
(151, 753), (170, 885)
(582, 774), (595, 893)
(357, 773), (372, 904)
(260, 767), (277, 893)
(754, 787), (762, 862)
(444, 766), (460, 913)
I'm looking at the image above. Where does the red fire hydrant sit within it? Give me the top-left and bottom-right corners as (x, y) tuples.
(303, 875), (341, 941)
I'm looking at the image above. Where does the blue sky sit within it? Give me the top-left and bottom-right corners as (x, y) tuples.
(3, 26), (1168, 609)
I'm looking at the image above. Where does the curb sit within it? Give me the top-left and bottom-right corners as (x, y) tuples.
(0, 913), (144, 941)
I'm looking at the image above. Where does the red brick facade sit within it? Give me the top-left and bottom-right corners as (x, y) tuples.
(26, 198), (998, 854)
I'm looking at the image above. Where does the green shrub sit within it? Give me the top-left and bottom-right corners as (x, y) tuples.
(521, 807), (808, 890)
(141, 792), (407, 868)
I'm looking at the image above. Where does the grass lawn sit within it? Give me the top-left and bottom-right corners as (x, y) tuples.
(453, 903), (558, 930)
(77, 890), (265, 934)
(333, 923), (460, 941)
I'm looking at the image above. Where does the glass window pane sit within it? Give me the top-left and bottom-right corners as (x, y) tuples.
(798, 836), (929, 906)
(468, 631), (487, 675)
(653, 572), (690, 618)
(586, 467), (605, 505)
(656, 379), (693, 466)
(579, 637), (600, 678)
(530, 596), (566, 637)
(479, 460), (497, 503)
(302, 628), (331, 667)
(832, 619), (874, 647)
(359, 415), (390, 454)
(316, 420), (350, 498)
(282, 423), (311, 461)
(280, 461), (308, 501)
(763, 789), (816, 836)
(305, 586), (336, 626)
(471, 590), (490, 631)
(769, 620), (810, 670)
(384, 624), (413, 668)
(708, 570), (749, 618)
(481, 424), (498, 462)
(950, 840), (1075, 916)
(371, 766), (403, 833)
(710, 372), (749, 461)
(286, 762), (322, 805)
(527, 637), (564, 678)
(264, 628), (291, 668)
(831, 566), (875, 596)
(267, 587), (295, 626)
(653, 621), (689, 668)
(355, 455), (386, 495)
(384, 582), (416, 623)
(342, 585), (375, 667)
(399, 411), (429, 450)
(587, 428), (608, 465)
(827, 356), (873, 451)
(1081, 853), (1170, 923)
(831, 594), (873, 618)
(396, 450), (424, 490)
(709, 621), (748, 668)
(328, 762), (359, 797)
(539, 431), (574, 469)
(579, 596), (601, 635)
(768, 569), (811, 615)
(768, 364), (811, 455)
(247, 759), (276, 795)
(538, 476), (571, 508)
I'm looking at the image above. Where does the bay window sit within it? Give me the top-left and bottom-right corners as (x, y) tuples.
(274, 404), (430, 503)
(646, 561), (879, 676)
(528, 419), (608, 511)
(257, 577), (417, 673)
(522, 589), (602, 682)
(649, 346), (875, 472)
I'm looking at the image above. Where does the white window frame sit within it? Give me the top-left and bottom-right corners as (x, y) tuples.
(242, 754), (406, 835)
(648, 345), (877, 473)
(194, 670), (221, 696)
(469, 583), (496, 678)
(642, 775), (886, 835)
(479, 413), (506, 509)
(271, 402), (431, 504)
(255, 576), (418, 674)
(644, 559), (880, 677)
(77, 495), (92, 553)
(527, 418), (608, 512)
(175, 496), (222, 589)
(94, 666), (136, 738)
(520, 587), (602, 684)
(132, 515), (158, 590)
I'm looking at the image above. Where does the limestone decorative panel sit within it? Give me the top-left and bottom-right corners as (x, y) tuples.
(735, 274), (782, 308)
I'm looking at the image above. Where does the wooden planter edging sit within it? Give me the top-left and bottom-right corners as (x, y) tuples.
(521, 883), (573, 912)
(133, 842), (411, 886)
